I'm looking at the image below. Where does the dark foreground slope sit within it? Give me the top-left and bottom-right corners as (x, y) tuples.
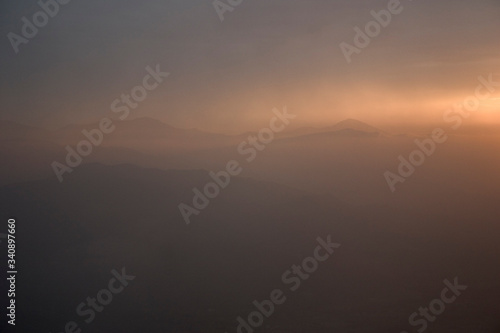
(0, 164), (499, 332)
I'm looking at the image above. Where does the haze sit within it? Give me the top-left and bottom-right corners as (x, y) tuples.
(1, 1), (500, 332)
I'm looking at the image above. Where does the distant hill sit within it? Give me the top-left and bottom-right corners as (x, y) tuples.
(0, 120), (49, 142)
(51, 117), (238, 152)
(323, 118), (383, 134)
(279, 119), (386, 140)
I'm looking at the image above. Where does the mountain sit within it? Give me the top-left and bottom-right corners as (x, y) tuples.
(279, 119), (386, 140)
(0, 120), (50, 142)
(0, 118), (239, 185)
(1, 118), (385, 153)
(324, 118), (383, 134)
(51, 117), (238, 152)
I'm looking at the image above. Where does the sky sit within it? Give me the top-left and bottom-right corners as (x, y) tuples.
(1, 0), (500, 133)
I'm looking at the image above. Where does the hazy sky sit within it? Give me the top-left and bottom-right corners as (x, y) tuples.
(1, 0), (500, 132)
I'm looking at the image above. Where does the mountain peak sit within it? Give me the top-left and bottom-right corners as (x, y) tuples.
(328, 119), (381, 134)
